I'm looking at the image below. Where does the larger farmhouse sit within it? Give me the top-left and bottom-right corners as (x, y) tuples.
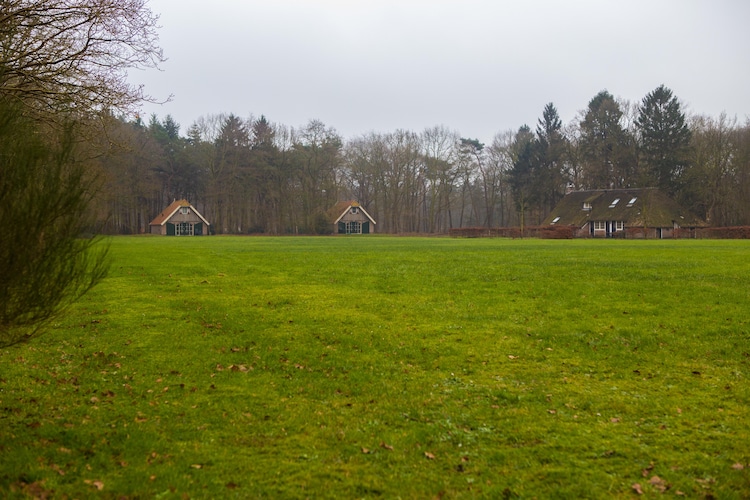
(543, 188), (706, 238)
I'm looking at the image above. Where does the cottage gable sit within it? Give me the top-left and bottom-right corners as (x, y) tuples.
(544, 188), (705, 238)
(149, 200), (210, 236)
(328, 200), (376, 234)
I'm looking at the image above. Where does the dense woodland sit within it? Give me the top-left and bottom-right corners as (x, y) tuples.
(93, 86), (750, 234)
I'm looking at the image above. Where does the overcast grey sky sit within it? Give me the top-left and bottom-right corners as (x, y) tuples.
(132, 0), (750, 143)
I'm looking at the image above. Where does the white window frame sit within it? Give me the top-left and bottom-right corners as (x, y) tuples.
(615, 221), (624, 231)
(609, 198), (620, 208)
(593, 221), (606, 231)
(176, 222), (193, 236)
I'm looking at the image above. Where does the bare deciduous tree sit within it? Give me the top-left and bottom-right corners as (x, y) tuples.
(0, 0), (164, 117)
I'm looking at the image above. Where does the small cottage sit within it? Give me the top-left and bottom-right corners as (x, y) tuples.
(149, 199), (210, 236)
(543, 188), (706, 238)
(329, 201), (377, 234)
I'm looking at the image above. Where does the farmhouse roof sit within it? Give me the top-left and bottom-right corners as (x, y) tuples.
(328, 200), (377, 225)
(149, 199), (210, 227)
(543, 188), (706, 228)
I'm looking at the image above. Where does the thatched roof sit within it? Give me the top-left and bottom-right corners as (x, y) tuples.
(149, 199), (210, 227)
(543, 189), (706, 228)
(328, 200), (376, 225)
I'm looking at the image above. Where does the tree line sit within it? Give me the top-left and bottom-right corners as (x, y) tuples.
(95, 86), (750, 235)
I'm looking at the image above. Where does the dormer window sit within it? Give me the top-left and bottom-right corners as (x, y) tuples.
(627, 197), (637, 207)
(609, 198), (620, 208)
(551, 216), (561, 224)
(583, 202), (592, 211)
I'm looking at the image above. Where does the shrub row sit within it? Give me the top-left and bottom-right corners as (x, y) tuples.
(449, 225), (574, 239)
(449, 225), (750, 239)
(696, 226), (750, 239)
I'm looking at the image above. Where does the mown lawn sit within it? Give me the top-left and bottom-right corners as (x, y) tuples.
(1, 236), (749, 498)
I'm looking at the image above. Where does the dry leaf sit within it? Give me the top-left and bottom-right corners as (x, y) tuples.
(642, 462), (654, 477)
(649, 475), (668, 493)
(424, 452), (436, 460)
(84, 480), (104, 491)
(361, 447), (371, 454)
(508, 355), (518, 360)
(632, 483), (644, 495)
(191, 464), (203, 469)
(731, 463), (745, 470)
(380, 442), (394, 451)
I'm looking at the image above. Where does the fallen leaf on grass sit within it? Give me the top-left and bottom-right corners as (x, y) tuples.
(84, 480), (104, 491)
(731, 463), (745, 470)
(380, 442), (394, 451)
(642, 462), (655, 477)
(191, 464), (203, 469)
(632, 483), (644, 495)
(649, 475), (669, 493)
(424, 452), (436, 460)
(507, 355), (518, 360)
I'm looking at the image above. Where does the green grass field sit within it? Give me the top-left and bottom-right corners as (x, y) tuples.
(1, 236), (749, 498)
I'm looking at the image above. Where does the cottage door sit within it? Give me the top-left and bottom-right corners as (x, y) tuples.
(362, 222), (370, 234)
